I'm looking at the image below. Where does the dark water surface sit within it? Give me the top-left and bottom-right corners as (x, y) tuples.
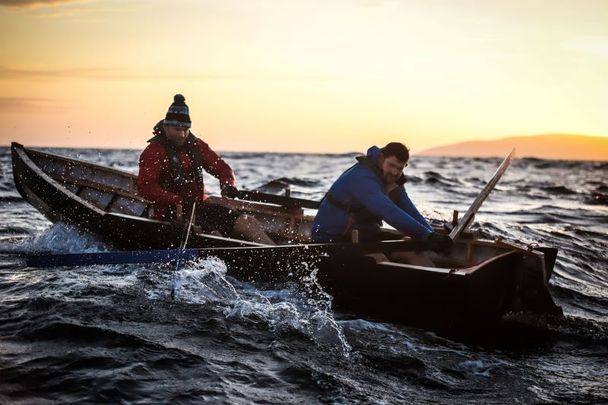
(1, 147), (607, 403)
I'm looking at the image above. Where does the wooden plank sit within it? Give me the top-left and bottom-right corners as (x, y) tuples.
(110, 195), (149, 217)
(78, 187), (114, 210)
(449, 149), (515, 240)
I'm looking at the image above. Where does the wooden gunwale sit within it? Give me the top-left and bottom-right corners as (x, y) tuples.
(21, 146), (140, 181)
(13, 144), (106, 216)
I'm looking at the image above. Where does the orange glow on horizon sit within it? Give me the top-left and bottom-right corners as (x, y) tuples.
(1, 1), (607, 157)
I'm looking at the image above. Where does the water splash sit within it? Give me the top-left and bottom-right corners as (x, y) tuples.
(20, 223), (107, 253)
(168, 257), (240, 304)
(226, 292), (352, 357)
(145, 256), (352, 356)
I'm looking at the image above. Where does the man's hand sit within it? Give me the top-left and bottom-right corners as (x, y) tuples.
(427, 232), (454, 253)
(221, 185), (240, 199)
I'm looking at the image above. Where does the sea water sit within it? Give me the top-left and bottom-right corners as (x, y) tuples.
(0, 147), (606, 403)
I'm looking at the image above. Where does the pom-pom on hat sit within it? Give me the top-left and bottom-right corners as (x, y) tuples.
(163, 94), (191, 128)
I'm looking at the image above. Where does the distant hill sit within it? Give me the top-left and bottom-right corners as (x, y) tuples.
(417, 134), (608, 161)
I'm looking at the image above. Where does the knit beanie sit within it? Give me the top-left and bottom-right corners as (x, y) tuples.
(163, 94), (191, 128)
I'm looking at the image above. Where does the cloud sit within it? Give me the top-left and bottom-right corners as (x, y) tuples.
(0, 0), (83, 8)
(0, 66), (123, 80)
(0, 96), (65, 113)
(0, 66), (246, 81)
(0, 66), (340, 82)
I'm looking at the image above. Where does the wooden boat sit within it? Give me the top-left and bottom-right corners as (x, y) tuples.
(11, 142), (563, 328)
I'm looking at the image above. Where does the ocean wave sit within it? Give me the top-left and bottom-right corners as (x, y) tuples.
(586, 192), (608, 205)
(542, 186), (577, 195)
(405, 175), (423, 183)
(0, 225), (32, 235)
(0, 195), (23, 203)
(546, 313), (608, 345)
(18, 320), (155, 347)
(424, 171), (460, 186)
(597, 184), (608, 191)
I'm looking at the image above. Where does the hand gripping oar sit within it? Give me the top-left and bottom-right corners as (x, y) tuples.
(449, 149), (515, 240)
(170, 200), (197, 300)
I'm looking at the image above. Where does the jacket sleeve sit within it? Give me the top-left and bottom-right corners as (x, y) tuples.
(350, 171), (433, 239)
(196, 139), (236, 187)
(393, 187), (433, 233)
(137, 143), (182, 205)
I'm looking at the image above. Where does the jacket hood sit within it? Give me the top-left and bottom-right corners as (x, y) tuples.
(366, 145), (382, 164)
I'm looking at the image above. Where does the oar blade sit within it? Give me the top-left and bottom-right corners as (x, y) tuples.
(449, 148), (515, 240)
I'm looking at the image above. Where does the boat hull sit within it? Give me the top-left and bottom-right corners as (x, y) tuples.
(11, 142), (563, 327)
(317, 247), (561, 326)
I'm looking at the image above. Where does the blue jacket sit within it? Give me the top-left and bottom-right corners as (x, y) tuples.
(311, 146), (433, 242)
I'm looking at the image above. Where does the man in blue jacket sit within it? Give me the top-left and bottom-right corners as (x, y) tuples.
(312, 142), (451, 251)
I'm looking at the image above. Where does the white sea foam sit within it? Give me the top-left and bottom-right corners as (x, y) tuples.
(168, 256), (240, 304)
(24, 223), (107, 253)
(226, 295), (352, 356)
(459, 359), (508, 377)
(163, 255), (352, 355)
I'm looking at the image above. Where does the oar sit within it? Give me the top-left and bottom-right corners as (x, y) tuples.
(170, 201), (197, 299)
(22, 239), (435, 269)
(235, 189), (321, 210)
(449, 149), (515, 240)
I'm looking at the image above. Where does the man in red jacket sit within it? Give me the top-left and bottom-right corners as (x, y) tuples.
(137, 94), (274, 245)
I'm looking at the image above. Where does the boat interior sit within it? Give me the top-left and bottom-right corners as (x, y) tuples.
(22, 146), (534, 272)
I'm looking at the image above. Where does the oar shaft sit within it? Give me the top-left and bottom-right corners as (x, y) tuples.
(179, 201), (197, 250)
(236, 190), (321, 210)
(172, 201), (197, 299)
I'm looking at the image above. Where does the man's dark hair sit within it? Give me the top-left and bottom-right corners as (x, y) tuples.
(381, 142), (409, 162)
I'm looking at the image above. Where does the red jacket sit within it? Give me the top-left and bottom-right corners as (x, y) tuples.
(137, 136), (236, 219)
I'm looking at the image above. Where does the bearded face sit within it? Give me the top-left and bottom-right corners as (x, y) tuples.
(379, 154), (407, 184)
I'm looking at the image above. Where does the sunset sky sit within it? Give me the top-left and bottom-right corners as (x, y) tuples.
(1, 0), (607, 154)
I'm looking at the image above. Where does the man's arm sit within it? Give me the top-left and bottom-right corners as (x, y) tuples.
(351, 173), (432, 239)
(393, 187), (433, 233)
(196, 139), (236, 188)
